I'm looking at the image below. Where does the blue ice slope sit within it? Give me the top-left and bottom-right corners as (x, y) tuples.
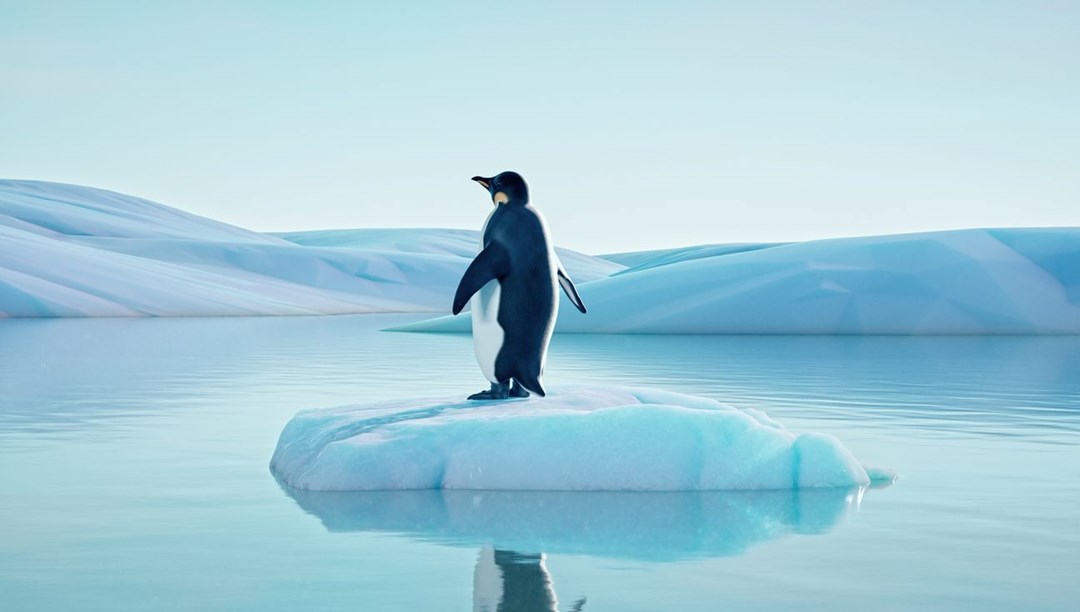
(601, 242), (788, 272)
(270, 386), (888, 491)
(396, 228), (1080, 334)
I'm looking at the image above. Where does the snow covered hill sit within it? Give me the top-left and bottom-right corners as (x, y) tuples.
(0, 180), (620, 317)
(396, 227), (1080, 334)
(5, 179), (1077, 332)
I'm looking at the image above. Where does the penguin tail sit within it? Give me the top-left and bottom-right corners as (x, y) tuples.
(516, 372), (546, 397)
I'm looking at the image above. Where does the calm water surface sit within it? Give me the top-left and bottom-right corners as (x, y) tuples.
(1, 315), (1078, 610)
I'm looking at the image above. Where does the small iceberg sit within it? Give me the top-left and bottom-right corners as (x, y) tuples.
(270, 386), (891, 492)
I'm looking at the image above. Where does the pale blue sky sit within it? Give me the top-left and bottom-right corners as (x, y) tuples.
(2, 1), (1078, 253)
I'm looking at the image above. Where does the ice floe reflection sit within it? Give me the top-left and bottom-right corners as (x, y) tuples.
(280, 484), (877, 562)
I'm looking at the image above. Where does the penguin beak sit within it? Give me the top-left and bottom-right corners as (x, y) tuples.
(471, 176), (492, 190)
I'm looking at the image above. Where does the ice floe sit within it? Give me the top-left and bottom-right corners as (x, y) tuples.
(270, 386), (889, 492)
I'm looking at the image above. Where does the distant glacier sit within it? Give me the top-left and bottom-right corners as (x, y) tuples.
(3, 179), (1078, 333)
(0, 180), (617, 317)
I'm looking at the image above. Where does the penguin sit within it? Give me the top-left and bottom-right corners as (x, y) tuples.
(452, 171), (587, 400)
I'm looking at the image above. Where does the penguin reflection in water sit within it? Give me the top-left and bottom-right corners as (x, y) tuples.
(473, 547), (587, 612)
(452, 172), (587, 400)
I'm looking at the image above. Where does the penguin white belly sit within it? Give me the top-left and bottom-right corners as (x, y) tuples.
(472, 279), (504, 383)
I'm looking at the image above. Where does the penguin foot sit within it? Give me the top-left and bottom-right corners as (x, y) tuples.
(509, 381), (531, 398)
(468, 382), (510, 401)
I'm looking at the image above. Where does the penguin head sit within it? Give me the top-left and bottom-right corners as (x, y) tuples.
(471, 171), (529, 206)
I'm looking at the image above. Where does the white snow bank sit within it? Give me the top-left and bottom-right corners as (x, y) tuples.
(270, 386), (886, 491)
(282, 487), (868, 561)
(0, 180), (618, 317)
(395, 228), (1080, 334)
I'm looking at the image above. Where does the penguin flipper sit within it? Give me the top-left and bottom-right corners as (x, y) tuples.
(453, 242), (511, 315)
(557, 267), (587, 314)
